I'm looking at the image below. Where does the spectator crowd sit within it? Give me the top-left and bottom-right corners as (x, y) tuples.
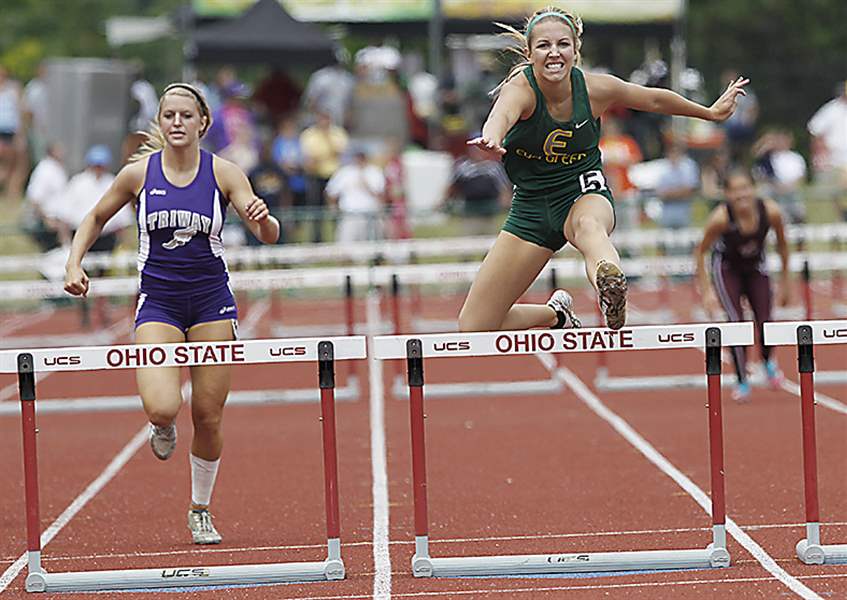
(1, 49), (845, 255)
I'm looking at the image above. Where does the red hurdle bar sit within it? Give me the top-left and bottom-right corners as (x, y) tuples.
(318, 342), (342, 554)
(796, 325), (822, 558)
(18, 353), (43, 578)
(344, 275), (356, 380)
(704, 328), (727, 549)
(405, 339), (431, 571)
(802, 261), (813, 320)
(763, 319), (847, 564)
(392, 326), (738, 578)
(13, 338), (360, 592)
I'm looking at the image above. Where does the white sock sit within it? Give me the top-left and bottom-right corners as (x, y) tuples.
(190, 454), (220, 507)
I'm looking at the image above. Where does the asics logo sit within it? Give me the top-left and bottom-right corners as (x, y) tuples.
(149, 188), (167, 196)
(162, 226), (198, 249)
(218, 305), (236, 315)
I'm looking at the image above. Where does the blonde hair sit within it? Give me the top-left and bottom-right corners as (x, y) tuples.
(129, 83), (213, 163)
(490, 6), (584, 97)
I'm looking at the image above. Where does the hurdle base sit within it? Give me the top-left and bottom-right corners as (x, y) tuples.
(411, 546), (729, 578)
(25, 558), (345, 593)
(796, 539), (847, 565)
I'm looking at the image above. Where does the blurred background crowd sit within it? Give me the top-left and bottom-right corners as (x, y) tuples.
(0, 0), (845, 259)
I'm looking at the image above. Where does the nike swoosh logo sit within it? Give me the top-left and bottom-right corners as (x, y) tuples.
(574, 120), (589, 129)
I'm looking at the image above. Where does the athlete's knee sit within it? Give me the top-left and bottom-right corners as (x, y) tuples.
(146, 405), (179, 427)
(571, 214), (607, 240)
(191, 404), (223, 433)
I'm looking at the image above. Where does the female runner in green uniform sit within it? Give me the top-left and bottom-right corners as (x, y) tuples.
(459, 6), (749, 331)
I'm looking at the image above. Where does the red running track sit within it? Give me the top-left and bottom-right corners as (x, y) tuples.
(0, 286), (845, 599)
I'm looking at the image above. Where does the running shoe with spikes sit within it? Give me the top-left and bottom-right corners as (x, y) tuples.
(187, 508), (222, 545)
(149, 422), (176, 461)
(546, 289), (581, 329)
(765, 359), (785, 389)
(595, 260), (627, 330)
(732, 382), (752, 403)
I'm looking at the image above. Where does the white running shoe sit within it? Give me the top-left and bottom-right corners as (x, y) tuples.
(188, 509), (222, 545)
(546, 289), (582, 329)
(149, 423), (177, 461)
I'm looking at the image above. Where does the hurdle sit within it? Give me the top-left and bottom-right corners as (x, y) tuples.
(763, 319), (847, 565)
(374, 323), (753, 577)
(5, 335), (365, 593)
(594, 252), (847, 392)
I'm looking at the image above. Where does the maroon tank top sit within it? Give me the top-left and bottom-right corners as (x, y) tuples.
(714, 198), (769, 273)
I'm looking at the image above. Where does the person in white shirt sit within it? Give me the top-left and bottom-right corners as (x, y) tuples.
(325, 146), (385, 243)
(57, 145), (133, 253)
(807, 81), (847, 218)
(24, 142), (67, 249)
(753, 129), (807, 223)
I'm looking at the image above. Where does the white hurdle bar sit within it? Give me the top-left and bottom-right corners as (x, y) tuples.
(373, 323), (753, 577)
(8, 336), (366, 593)
(5, 222), (845, 275)
(764, 320), (847, 565)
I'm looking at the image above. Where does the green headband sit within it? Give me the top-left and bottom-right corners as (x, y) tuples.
(526, 11), (577, 39)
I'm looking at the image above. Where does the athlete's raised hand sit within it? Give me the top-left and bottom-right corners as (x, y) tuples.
(709, 76), (750, 122)
(467, 136), (506, 159)
(245, 195), (270, 222)
(64, 264), (90, 298)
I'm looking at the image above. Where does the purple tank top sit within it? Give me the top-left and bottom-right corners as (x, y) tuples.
(136, 150), (229, 294)
(714, 198), (769, 272)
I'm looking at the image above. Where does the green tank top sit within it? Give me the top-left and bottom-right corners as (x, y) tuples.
(502, 66), (602, 196)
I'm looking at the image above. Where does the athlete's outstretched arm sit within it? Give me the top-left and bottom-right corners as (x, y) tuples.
(64, 161), (145, 297)
(765, 198), (792, 306)
(694, 206), (729, 317)
(587, 72), (749, 122)
(214, 157), (280, 244)
(467, 77), (534, 158)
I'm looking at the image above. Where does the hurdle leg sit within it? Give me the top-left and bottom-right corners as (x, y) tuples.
(704, 329), (731, 566)
(317, 342), (345, 578)
(794, 326), (825, 564)
(802, 260), (813, 320)
(18, 353), (48, 591)
(405, 339), (432, 576)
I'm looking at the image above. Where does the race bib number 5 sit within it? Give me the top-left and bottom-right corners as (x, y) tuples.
(579, 170), (608, 194)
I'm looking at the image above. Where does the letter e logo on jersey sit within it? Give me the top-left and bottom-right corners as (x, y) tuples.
(163, 226), (198, 250)
(543, 129), (573, 157)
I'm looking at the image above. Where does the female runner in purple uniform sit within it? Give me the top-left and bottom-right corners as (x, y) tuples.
(695, 167), (792, 402)
(64, 83), (280, 544)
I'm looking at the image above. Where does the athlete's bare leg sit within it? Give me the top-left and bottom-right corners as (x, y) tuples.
(458, 231), (558, 332)
(186, 319), (234, 463)
(565, 193), (627, 329)
(563, 193), (620, 289)
(136, 322), (185, 427)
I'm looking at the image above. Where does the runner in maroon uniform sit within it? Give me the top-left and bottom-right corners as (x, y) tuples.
(695, 168), (792, 401)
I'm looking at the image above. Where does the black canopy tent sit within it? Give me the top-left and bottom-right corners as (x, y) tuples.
(188, 0), (336, 67)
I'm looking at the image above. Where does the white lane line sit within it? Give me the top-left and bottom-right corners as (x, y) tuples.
(629, 297), (847, 416)
(545, 358), (823, 600)
(366, 289), (391, 599)
(780, 378), (847, 415)
(0, 425), (148, 593)
(0, 317), (130, 402)
(0, 307), (54, 338)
